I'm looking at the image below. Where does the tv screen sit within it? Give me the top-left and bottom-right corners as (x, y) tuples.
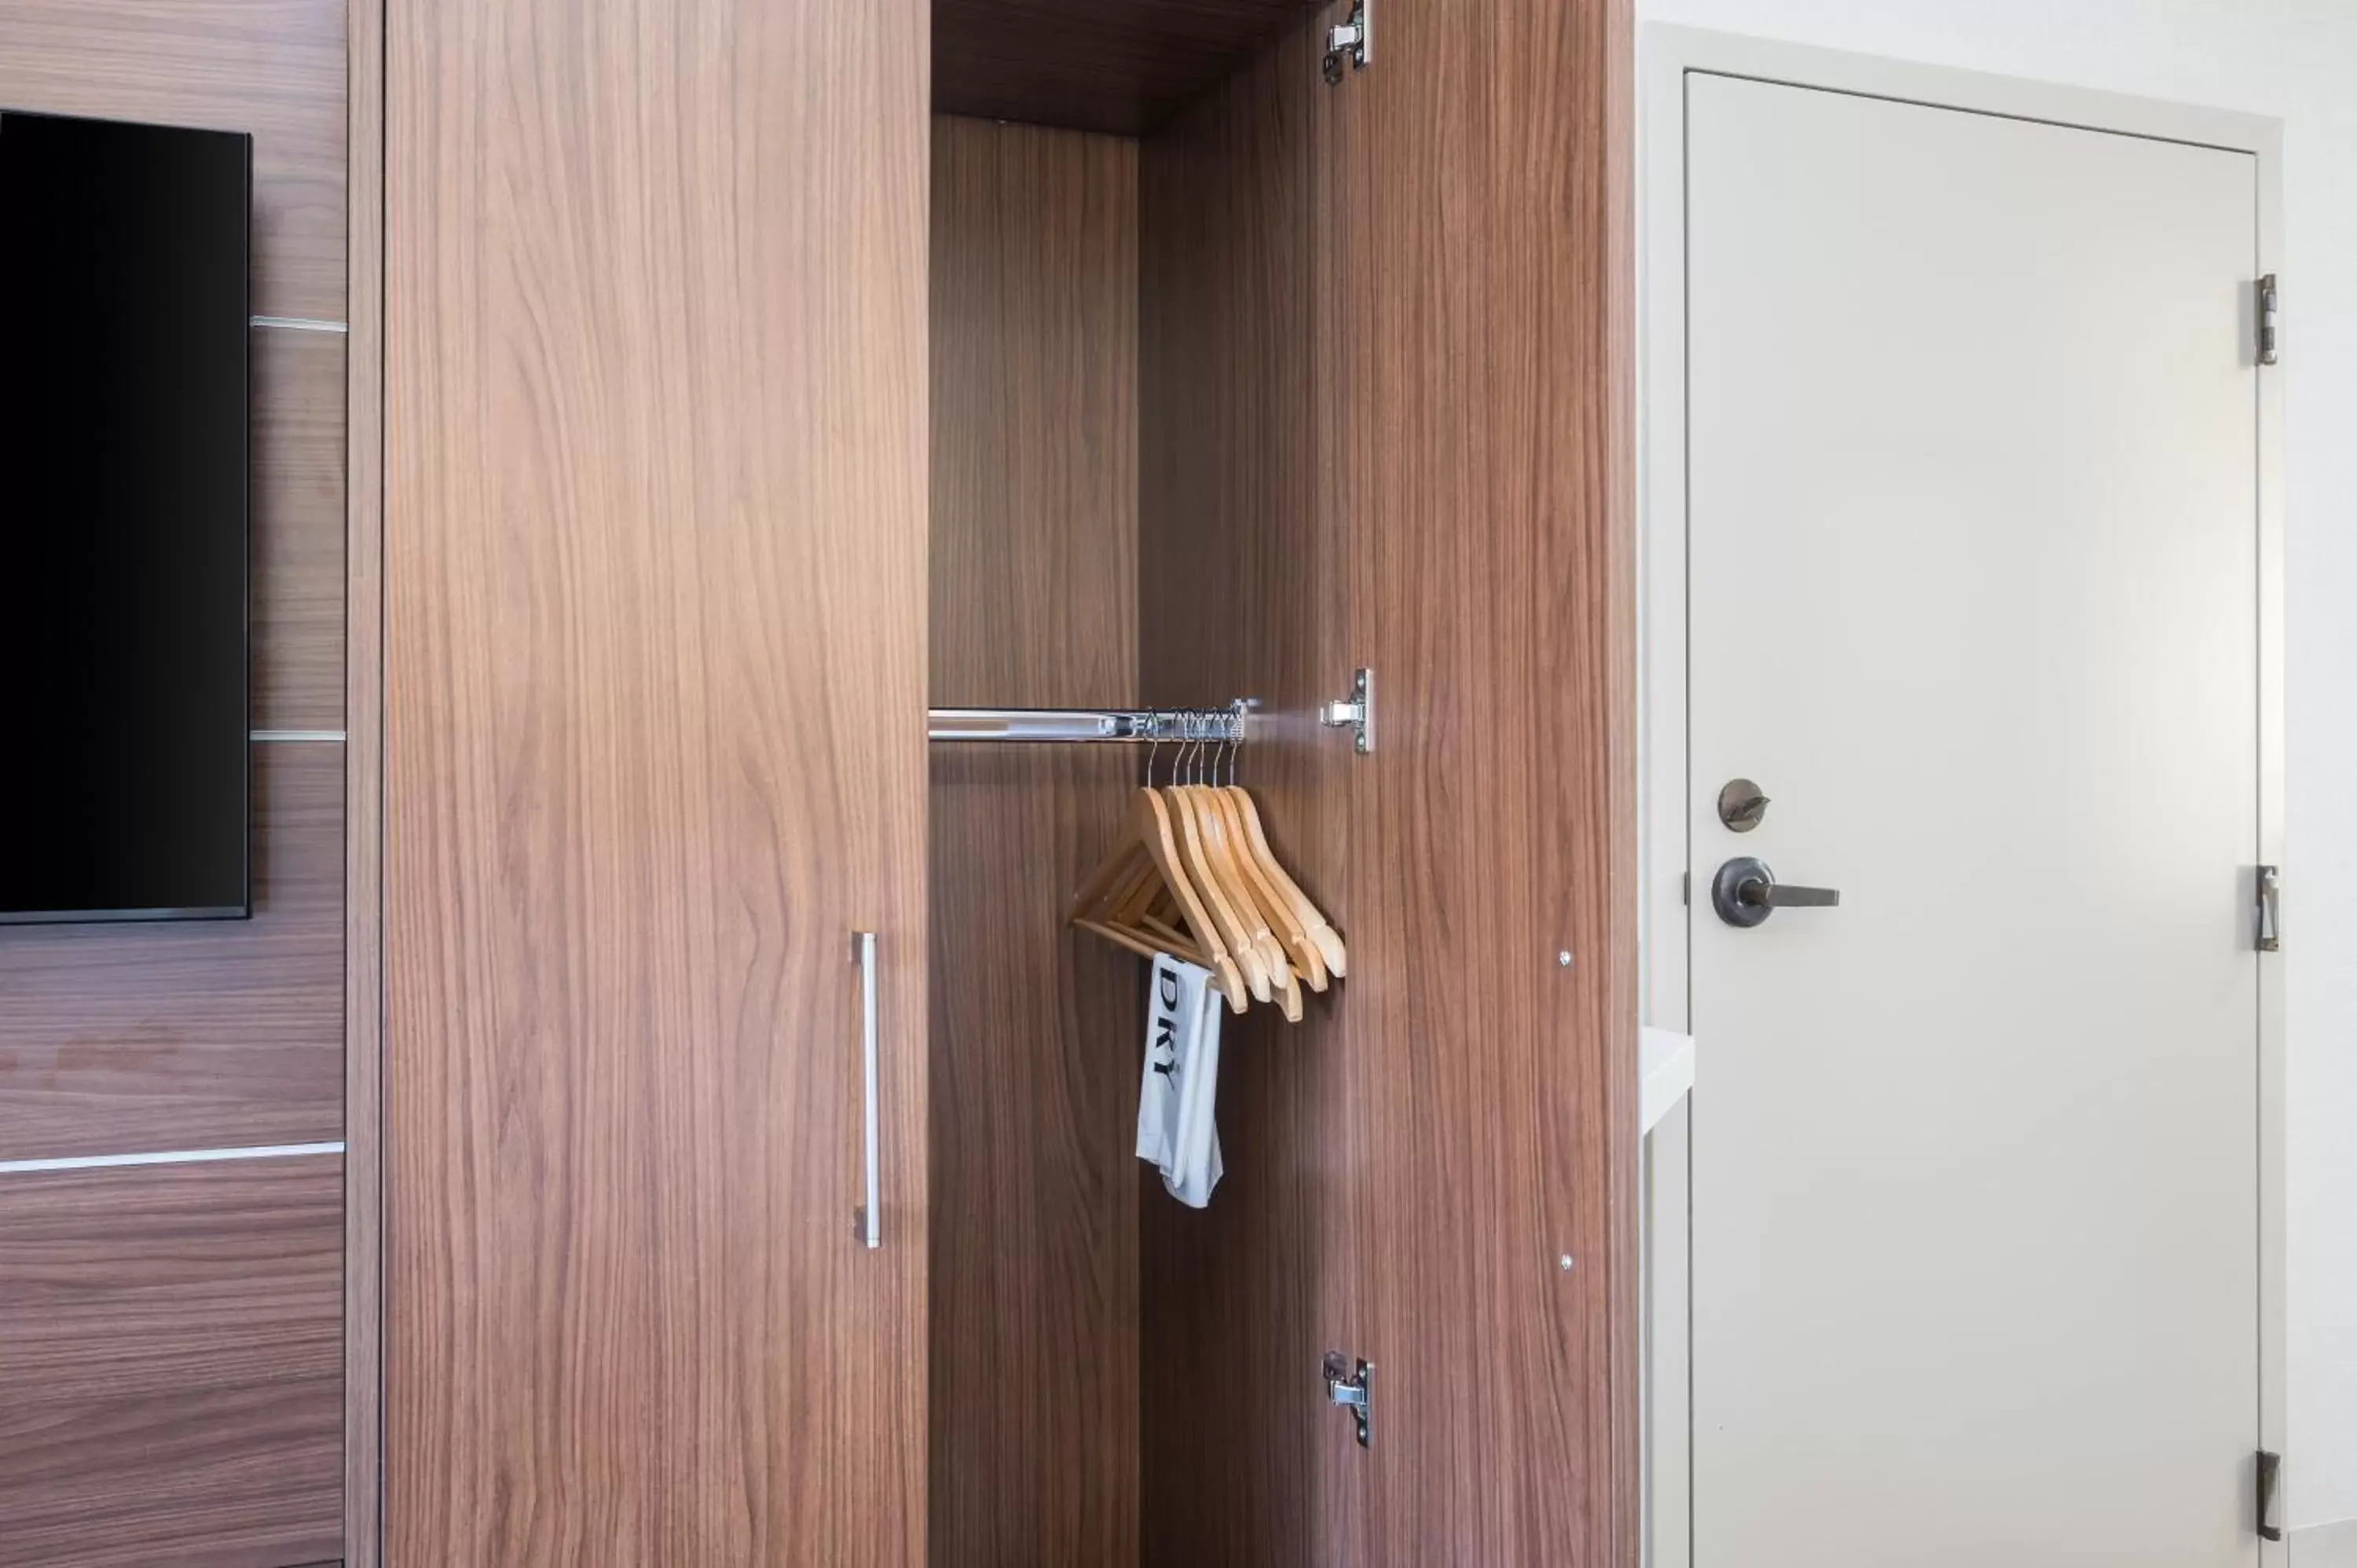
(0, 111), (252, 923)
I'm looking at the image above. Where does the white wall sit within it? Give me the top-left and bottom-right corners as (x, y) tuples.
(1638, 0), (2357, 1535)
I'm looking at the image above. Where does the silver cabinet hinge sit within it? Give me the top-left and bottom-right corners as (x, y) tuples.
(1324, 1351), (1373, 1447)
(1320, 667), (1373, 755)
(1323, 0), (1370, 82)
(2258, 1449), (2284, 1542)
(2258, 274), (2280, 365)
(2257, 865), (2282, 953)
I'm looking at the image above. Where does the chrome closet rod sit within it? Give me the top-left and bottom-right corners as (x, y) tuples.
(927, 705), (1246, 744)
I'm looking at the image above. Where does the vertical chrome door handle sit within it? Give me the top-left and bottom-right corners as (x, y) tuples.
(852, 931), (881, 1249)
(2257, 866), (2282, 953)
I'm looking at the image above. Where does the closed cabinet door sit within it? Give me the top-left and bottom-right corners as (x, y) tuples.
(383, 0), (930, 1563)
(1681, 71), (2266, 1567)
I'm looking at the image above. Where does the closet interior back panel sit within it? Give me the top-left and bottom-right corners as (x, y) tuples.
(927, 115), (1144, 1568)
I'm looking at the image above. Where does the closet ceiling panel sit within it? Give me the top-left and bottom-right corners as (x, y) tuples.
(933, 0), (1319, 135)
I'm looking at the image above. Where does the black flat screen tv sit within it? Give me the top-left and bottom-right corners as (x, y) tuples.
(0, 111), (253, 923)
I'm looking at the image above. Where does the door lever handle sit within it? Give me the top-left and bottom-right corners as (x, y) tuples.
(1743, 879), (1838, 909)
(1712, 856), (1838, 928)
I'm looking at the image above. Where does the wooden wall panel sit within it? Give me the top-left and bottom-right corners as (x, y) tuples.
(0, 1154), (345, 1568)
(0, 0), (348, 320)
(0, 2), (355, 1563)
(255, 327), (350, 732)
(927, 115), (1140, 1568)
(384, 0), (930, 1562)
(1329, 0), (1638, 1561)
(1136, 20), (1362, 1567)
(0, 745), (345, 1161)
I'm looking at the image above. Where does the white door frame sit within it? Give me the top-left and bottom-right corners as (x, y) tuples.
(1637, 25), (2286, 1566)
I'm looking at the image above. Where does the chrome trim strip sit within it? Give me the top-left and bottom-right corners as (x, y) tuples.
(0, 1141), (346, 1176)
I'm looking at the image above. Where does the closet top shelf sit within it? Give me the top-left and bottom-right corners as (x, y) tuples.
(929, 705), (1247, 744)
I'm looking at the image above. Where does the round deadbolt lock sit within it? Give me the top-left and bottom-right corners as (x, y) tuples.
(1717, 778), (1770, 833)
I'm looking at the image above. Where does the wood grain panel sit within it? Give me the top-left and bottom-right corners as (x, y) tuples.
(1329, 0), (1639, 1561)
(927, 116), (1140, 1568)
(0, 0), (348, 320)
(255, 326), (349, 732)
(935, 0), (1315, 135)
(0, 1153), (344, 1568)
(1136, 20), (1362, 1566)
(384, 0), (929, 1563)
(344, 0), (386, 1559)
(0, 745), (344, 1161)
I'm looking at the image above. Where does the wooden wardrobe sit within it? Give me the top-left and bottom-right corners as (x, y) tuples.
(371, 0), (1634, 1563)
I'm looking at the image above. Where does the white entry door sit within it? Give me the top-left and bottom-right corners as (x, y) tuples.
(1679, 67), (2270, 1568)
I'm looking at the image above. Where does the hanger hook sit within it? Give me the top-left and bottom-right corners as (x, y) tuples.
(1146, 731), (1162, 789)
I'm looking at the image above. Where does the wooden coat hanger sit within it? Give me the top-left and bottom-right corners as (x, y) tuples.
(1226, 780), (1346, 978)
(1068, 749), (1248, 1010)
(1161, 744), (1272, 1006)
(1188, 740), (1304, 1017)
(1211, 774), (1326, 994)
(1065, 716), (1341, 1022)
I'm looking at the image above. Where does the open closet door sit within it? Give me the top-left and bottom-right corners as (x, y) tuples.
(1324, 0), (1637, 1562)
(382, 0), (930, 1563)
(1139, 0), (1635, 1563)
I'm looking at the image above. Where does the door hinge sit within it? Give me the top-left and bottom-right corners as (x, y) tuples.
(2258, 1449), (2284, 1541)
(2258, 274), (2280, 365)
(2257, 865), (2282, 953)
(1323, 0), (1370, 82)
(1319, 667), (1373, 754)
(1324, 1350), (1373, 1447)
